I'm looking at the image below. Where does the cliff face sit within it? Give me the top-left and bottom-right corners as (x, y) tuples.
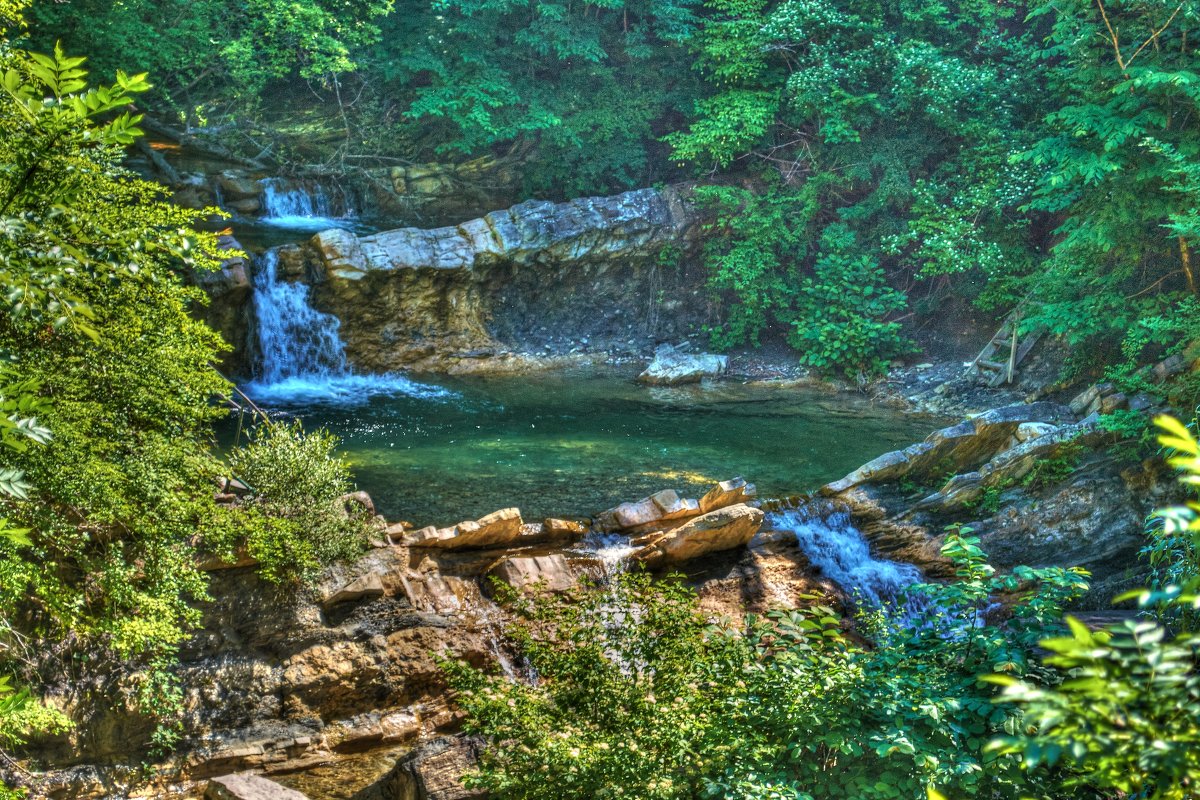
(274, 187), (709, 374)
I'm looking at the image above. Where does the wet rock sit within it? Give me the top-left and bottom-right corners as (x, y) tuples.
(484, 554), (575, 594)
(632, 504), (765, 568)
(597, 489), (702, 533)
(216, 172), (262, 201)
(638, 344), (728, 386)
(206, 772), (311, 800)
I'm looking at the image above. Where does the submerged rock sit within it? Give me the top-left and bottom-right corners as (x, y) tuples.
(206, 772), (310, 799)
(637, 343), (728, 386)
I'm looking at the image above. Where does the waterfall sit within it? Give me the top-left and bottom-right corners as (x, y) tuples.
(243, 250), (453, 406)
(769, 505), (921, 607)
(257, 177), (352, 230)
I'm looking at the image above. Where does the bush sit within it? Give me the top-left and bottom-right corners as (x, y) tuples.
(224, 420), (372, 583)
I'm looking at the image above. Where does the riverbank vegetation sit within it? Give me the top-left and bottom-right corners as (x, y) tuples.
(25, 0), (1200, 379)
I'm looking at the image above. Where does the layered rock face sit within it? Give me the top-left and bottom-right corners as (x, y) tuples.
(273, 187), (705, 374)
(819, 403), (1173, 605)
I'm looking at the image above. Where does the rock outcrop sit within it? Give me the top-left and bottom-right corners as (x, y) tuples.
(638, 343), (728, 386)
(283, 187), (704, 374)
(352, 737), (486, 800)
(820, 402), (1171, 604)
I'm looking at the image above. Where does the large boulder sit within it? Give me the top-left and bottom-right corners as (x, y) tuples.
(206, 773), (310, 800)
(484, 554), (575, 595)
(637, 344), (728, 386)
(632, 504), (765, 568)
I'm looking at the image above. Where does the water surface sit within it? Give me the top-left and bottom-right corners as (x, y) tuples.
(240, 369), (940, 527)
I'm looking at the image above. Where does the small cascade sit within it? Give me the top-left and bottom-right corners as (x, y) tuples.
(581, 531), (638, 585)
(257, 177), (353, 230)
(243, 250), (453, 405)
(770, 504), (921, 607)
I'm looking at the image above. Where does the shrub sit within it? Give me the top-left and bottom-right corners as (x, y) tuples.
(224, 420), (372, 583)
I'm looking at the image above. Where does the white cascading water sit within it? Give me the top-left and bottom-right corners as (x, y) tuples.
(243, 250), (452, 405)
(769, 504), (921, 607)
(258, 177), (351, 230)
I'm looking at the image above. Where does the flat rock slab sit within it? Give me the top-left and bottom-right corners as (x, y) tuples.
(206, 773), (310, 800)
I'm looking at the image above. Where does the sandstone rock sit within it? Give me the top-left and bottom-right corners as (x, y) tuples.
(484, 554), (575, 594)
(543, 518), (589, 540)
(1069, 384), (1101, 415)
(400, 573), (470, 614)
(597, 489), (703, 533)
(322, 571), (386, 608)
(206, 773), (310, 800)
(1099, 392), (1128, 413)
(1154, 354), (1186, 381)
(822, 402), (1072, 495)
(1015, 422), (1056, 442)
(637, 344), (728, 386)
(632, 504), (764, 568)
(699, 477), (757, 514)
(408, 508), (523, 550)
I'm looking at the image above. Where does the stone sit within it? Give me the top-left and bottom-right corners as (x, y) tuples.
(1153, 353), (1186, 381)
(1015, 422), (1057, 442)
(698, 477), (757, 514)
(206, 773), (310, 800)
(484, 554), (575, 594)
(216, 172), (262, 201)
(543, 518), (589, 540)
(408, 508), (523, 550)
(322, 571), (385, 608)
(373, 737), (486, 800)
(637, 344), (728, 386)
(1099, 392), (1128, 413)
(400, 573), (469, 614)
(632, 504), (764, 568)
(1069, 384), (1101, 415)
(341, 491), (376, 516)
(597, 489), (703, 533)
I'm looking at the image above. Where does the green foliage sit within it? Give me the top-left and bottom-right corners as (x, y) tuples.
(787, 225), (911, 378)
(26, 0), (393, 107)
(1021, 442), (1084, 491)
(223, 421), (372, 583)
(446, 532), (1088, 800)
(990, 416), (1200, 797)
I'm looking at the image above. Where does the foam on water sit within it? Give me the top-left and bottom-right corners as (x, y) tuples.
(257, 177), (355, 231)
(769, 504), (921, 607)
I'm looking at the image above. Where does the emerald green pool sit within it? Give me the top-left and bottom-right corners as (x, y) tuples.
(241, 368), (940, 528)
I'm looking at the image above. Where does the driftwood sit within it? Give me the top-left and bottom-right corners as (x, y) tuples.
(134, 138), (181, 185)
(139, 114), (270, 171)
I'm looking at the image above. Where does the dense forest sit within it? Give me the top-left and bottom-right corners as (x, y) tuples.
(2, 0), (1200, 797)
